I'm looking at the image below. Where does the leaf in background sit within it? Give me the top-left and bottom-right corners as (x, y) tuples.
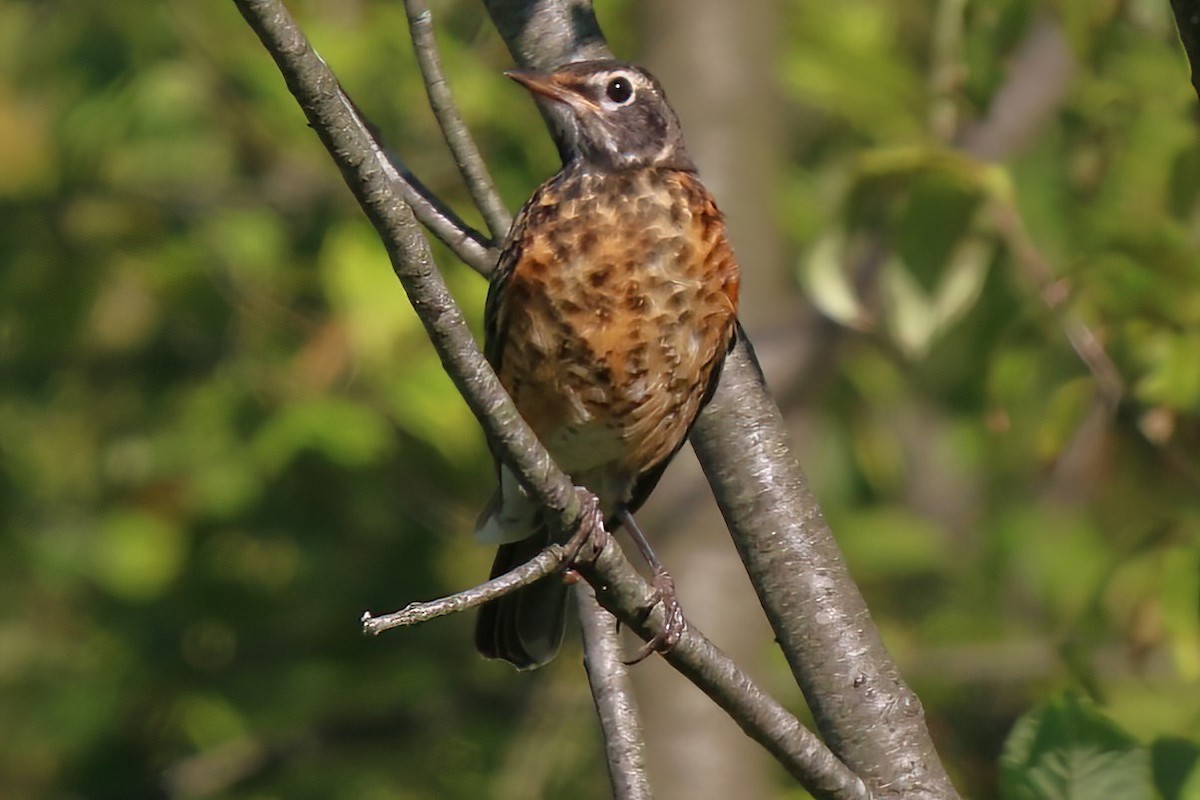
(800, 228), (867, 328)
(1135, 331), (1200, 412)
(1152, 737), (1200, 800)
(320, 220), (421, 368)
(881, 235), (992, 359)
(1000, 693), (1153, 800)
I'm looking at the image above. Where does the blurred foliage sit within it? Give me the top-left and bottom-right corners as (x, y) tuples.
(0, 0), (1197, 798)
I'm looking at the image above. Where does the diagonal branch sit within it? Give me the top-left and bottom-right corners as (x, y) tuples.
(382, 147), (499, 276)
(403, 0), (513, 240)
(234, 0), (576, 522)
(233, 2), (869, 796)
(480, 2), (959, 798)
(335, 80), (497, 274)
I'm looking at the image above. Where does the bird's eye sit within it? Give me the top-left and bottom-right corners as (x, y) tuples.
(605, 76), (634, 104)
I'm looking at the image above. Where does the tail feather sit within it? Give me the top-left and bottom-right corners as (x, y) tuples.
(475, 528), (569, 670)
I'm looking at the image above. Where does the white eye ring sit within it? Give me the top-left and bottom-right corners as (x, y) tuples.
(602, 74), (635, 107)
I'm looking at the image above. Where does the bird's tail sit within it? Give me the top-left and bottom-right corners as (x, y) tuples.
(474, 526), (569, 670)
(473, 477), (569, 670)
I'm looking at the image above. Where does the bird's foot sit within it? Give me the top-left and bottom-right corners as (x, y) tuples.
(561, 487), (608, 568)
(623, 566), (685, 665)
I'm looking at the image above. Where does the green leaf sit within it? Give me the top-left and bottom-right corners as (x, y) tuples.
(1152, 737), (1200, 800)
(800, 228), (866, 327)
(1000, 693), (1153, 800)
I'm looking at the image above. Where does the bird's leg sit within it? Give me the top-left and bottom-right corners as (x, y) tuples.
(617, 507), (685, 664)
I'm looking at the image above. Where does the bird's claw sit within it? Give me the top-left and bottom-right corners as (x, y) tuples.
(623, 567), (685, 665)
(562, 487), (608, 568)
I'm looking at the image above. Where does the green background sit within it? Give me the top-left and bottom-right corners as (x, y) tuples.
(1, 0), (1197, 797)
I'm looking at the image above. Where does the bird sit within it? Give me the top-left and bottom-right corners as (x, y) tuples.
(474, 59), (740, 670)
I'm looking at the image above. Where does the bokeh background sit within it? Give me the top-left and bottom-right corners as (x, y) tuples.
(1, 0), (1198, 797)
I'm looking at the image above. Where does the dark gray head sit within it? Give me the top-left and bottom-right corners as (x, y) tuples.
(506, 60), (695, 173)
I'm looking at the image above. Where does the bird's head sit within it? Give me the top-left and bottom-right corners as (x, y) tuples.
(506, 60), (694, 173)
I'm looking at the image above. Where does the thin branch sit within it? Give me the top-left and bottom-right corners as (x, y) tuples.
(233, 4), (868, 796)
(382, 147), (500, 276)
(341, 85), (499, 274)
(991, 201), (1126, 412)
(403, 0), (512, 239)
(362, 542), (570, 633)
(338, 79), (499, 273)
(576, 585), (654, 800)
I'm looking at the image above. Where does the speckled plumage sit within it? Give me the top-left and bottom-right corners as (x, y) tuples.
(475, 60), (739, 670)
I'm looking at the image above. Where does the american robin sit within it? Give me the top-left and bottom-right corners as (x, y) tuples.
(474, 59), (740, 670)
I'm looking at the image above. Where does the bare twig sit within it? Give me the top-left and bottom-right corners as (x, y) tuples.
(362, 543), (570, 633)
(991, 201), (1126, 412)
(403, 0), (512, 239)
(576, 585), (654, 800)
(381, 148), (500, 275)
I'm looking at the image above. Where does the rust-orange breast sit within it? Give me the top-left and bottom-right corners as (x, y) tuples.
(489, 166), (738, 491)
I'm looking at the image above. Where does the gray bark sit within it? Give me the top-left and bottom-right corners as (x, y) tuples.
(479, 2), (959, 797)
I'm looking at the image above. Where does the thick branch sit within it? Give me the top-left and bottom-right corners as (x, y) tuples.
(576, 585), (654, 800)
(482, 0), (611, 70)
(691, 344), (952, 797)
(481, 2), (957, 797)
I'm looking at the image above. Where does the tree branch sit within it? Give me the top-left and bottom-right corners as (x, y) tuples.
(480, 2), (958, 797)
(576, 585), (654, 800)
(338, 79), (498, 273)
(362, 541), (570, 633)
(234, 0), (577, 522)
(403, 0), (512, 239)
(381, 150), (499, 275)
(575, 528), (871, 800)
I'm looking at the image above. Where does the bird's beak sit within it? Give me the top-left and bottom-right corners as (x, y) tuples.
(505, 69), (585, 108)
